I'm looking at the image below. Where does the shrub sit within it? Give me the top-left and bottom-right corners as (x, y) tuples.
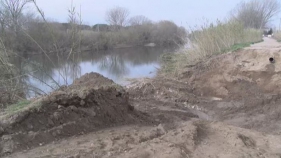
(0, 43), (22, 106)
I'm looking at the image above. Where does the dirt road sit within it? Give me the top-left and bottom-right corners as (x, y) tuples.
(4, 37), (281, 158)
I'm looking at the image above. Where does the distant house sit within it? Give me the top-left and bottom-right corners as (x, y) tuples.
(61, 23), (92, 31)
(80, 24), (92, 30)
(92, 24), (110, 32)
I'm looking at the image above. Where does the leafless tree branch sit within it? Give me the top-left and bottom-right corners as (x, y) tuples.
(106, 6), (129, 30)
(231, 0), (281, 29)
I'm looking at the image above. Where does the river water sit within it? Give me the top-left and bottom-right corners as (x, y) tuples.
(12, 46), (177, 97)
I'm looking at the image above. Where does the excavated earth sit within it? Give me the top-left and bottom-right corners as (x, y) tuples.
(0, 73), (153, 157)
(2, 37), (281, 158)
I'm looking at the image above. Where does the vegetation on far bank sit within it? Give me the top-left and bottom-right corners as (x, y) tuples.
(0, 3), (187, 53)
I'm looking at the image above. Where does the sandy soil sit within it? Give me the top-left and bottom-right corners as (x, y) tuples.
(3, 37), (281, 158)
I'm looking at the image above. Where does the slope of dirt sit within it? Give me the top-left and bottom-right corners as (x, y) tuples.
(179, 39), (281, 98)
(4, 38), (281, 158)
(6, 120), (281, 158)
(0, 72), (153, 157)
(175, 37), (281, 134)
(128, 37), (281, 135)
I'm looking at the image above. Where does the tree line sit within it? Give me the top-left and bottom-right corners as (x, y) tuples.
(0, 1), (187, 54)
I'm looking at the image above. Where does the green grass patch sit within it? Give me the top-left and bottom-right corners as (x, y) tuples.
(221, 43), (251, 53)
(2, 99), (43, 118)
(230, 43), (251, 51)
(160, 53), (188, 75)
(160, 54), (175, 73)
(222, 39), (264, 53)
(5, 100), (32, 114)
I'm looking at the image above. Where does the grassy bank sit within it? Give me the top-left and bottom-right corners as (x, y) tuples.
(160, 21), (263, 76)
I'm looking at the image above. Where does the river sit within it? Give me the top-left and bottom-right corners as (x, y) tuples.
(12, 46), (177, 98)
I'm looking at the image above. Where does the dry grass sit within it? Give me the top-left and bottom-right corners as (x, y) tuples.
(189, 21), (261, 57)
(273, 31), (281, 42)
(161, 20), (263, 76)
(0, 40), (22, 106)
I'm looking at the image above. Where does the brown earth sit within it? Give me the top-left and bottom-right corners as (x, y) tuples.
(3, 37), (281, 158)
(0, 72), (153, 157)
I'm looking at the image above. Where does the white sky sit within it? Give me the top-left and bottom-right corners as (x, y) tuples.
(31, 0), (281, 29)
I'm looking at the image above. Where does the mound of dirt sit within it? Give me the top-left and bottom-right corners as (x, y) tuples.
(0, 72), (151, 156)
(70, 72), (116, 89)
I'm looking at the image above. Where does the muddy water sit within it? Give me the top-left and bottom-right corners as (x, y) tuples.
(13, 47), (176, 97)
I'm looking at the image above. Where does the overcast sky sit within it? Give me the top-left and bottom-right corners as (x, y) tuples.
(32, 0), (281, 28)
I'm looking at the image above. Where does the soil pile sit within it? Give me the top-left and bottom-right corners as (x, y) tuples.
(0, 72), (150, 156)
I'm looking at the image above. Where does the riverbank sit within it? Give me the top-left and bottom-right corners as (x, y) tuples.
(2, 38), (281, 157)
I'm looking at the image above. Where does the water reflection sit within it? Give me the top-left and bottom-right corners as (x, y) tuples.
(11, 46), (176, 97)
(98, 54), (129, 78)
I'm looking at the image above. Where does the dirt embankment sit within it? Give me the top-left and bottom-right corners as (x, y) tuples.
(3, 37), (281, 158)
(176, 38), (281, 134)
(128, 37), (281, 135)
(0, 72), (153, 157)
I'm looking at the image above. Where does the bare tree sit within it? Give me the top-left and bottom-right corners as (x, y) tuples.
(0, 8), (8, 33)
(106, 6), (129, 30)
(0, 0), (32, 32)
(128, 15), (151, 26)
(231, 0), (281, 29)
